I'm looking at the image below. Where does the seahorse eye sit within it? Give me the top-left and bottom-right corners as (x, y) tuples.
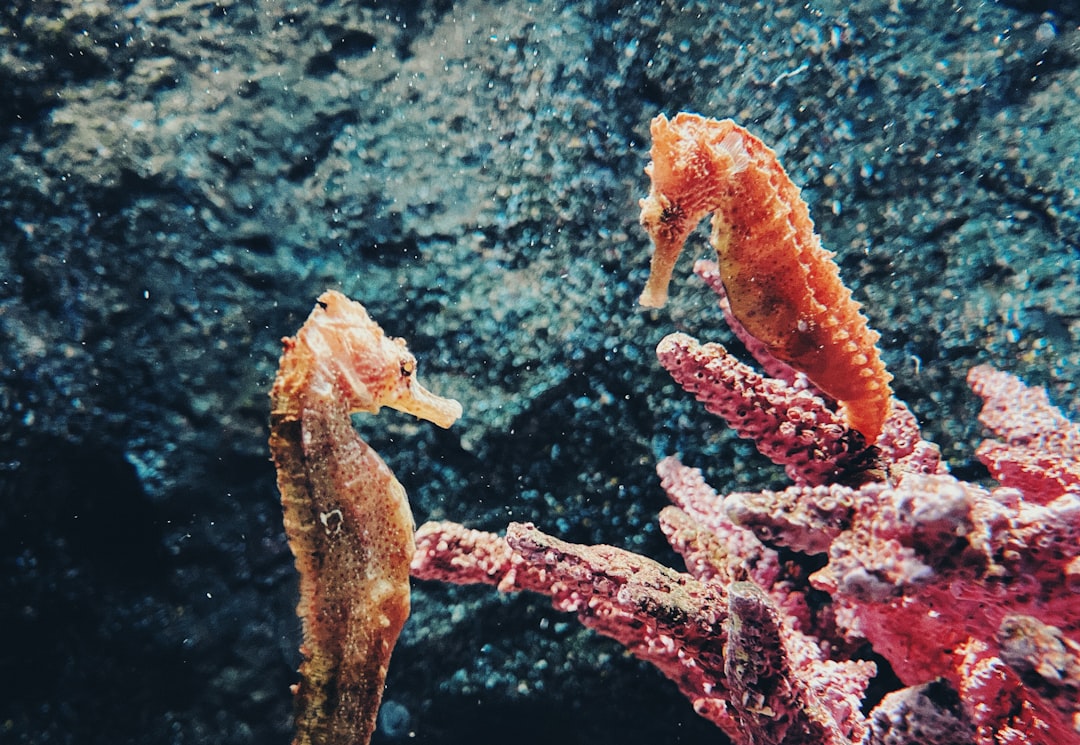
(661, 204), (681, 224)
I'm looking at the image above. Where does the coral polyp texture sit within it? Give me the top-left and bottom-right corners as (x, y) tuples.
(410, 117), (1080, 745)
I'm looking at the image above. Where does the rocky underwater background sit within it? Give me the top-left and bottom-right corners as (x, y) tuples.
(2, 1), (1080, 744)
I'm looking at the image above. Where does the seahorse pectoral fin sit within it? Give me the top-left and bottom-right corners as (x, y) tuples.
(391, 380), (463, 429)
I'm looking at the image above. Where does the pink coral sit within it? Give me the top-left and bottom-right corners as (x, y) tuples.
(656, 330), (871, 486)
(413, 513), (876, 745)
(412, 356), (1080, 738)
(968, 365), (1080, 503)
(412, 355), (1080, 745)
(410, 280), (1080, 744)
(967, 365), (1080, 456)
(406, 131), (1080, 745)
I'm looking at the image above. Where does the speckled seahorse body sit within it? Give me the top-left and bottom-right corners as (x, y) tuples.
(269, 290), (462, 745)
(638, 113), (892, 442)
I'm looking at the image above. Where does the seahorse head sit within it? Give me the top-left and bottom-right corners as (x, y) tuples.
(638, 114), (752, 308)
(298, 290), (462, 428)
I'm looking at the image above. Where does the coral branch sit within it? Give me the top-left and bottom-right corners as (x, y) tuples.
(656, 331), (873, 485)
(413, 517), (878, 744)
(968, 365), (1080, 502)
(724, 581), (848, 745)
(967, 365), (1080, 456)
(411, 520), (515, 588)
(415, 519), (742, 735)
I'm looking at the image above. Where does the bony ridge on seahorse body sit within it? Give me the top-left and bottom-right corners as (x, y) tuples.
(637, 112), (892, 442)
(269, 290), (462, 745)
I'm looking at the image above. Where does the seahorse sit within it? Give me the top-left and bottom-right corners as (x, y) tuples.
(269, 290), (462, 745)
(638, 112), (892, 442)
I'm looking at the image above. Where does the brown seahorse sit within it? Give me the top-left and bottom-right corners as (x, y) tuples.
(269, 290), (462, 745)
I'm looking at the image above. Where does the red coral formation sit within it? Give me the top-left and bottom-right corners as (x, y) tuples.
(967, 365), (1080, 455)
(415, 365), (1080, 744)
(656, 330), (870, 486)
(968, 364), (1080, 502)
(413, 517), (877, 745)
(638, 113), (892, 441)
(406, 118), (1080, 745)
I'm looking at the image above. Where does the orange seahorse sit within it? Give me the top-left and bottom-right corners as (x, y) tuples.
(269, 290), (462, 745)
(638, 112), (892, 442)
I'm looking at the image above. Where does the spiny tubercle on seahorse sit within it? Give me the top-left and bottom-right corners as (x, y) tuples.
(638, 112), (893, 442)
(269, 290), (462, 745)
